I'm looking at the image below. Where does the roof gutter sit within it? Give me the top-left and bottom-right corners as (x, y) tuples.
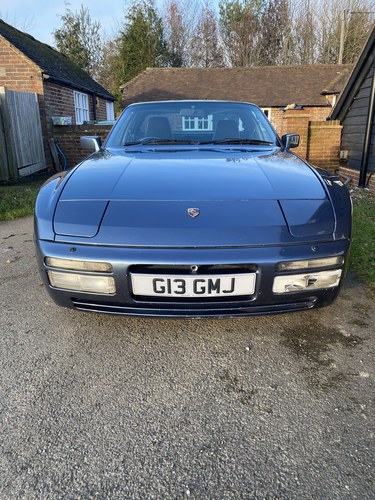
(359, 61), (375, 188)
(42, 73), (115, 101)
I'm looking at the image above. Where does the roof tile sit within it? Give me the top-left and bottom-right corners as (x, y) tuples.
(0, 19), (114, 100)
(121, 65), (353, 108)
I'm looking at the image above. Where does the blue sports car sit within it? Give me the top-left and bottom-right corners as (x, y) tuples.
(35, 101), (351, 317)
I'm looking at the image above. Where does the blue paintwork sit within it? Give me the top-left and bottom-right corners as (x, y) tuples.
(52, 148), (335, 246)
(34, 100), (352, 317)
(279, 200), (335, 237)
(54, 200), (108, 237)
(59, 148), (326, 202)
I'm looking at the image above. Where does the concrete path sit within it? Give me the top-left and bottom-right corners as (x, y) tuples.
(1, 216), (374, 498)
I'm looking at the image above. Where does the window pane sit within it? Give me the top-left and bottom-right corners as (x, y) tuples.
(106, 101), (115, 121)
(74, 91), (89, 125)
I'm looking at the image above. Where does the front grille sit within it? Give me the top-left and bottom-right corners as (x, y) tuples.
(71, 298), (317, 317)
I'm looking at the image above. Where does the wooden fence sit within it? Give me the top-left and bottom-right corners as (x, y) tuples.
(0, 87), (46, 181)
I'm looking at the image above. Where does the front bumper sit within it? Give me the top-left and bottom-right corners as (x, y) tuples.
(35, 239), (350, 317)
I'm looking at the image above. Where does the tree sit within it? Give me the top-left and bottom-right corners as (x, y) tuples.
(54, 4), (102, 77)
(342, 0), (374, 63)
(164, 1), (187, 66)
(317, 0), (342, 64)
(259, 0), (293, 65)
(162, 0), (202, 67)
(219, 0), (265, 67)
(315, 0), (374, 64)
(96, 37), (122, 99)
(292, 0), (317, 64)
(191, 2), (224, 67)
(117, 0), (169, 84)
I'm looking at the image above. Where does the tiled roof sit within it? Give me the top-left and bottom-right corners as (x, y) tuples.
(0, 19), (114, 100)
(121, 65), (353, 108)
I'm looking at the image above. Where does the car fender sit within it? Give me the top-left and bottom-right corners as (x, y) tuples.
(34, 168), (76, 240)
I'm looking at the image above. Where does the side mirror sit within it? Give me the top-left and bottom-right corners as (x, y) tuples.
(282, 134), (300, 149)
(80, 136), (102, 152)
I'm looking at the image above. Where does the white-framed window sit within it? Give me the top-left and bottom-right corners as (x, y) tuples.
(106, 101), (115, 121)
(261, 108), (272, 120)
(182, 114), (213, 131)
(74, 91), (89, 125)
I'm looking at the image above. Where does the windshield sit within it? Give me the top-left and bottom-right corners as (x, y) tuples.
(106, 101), (278, 147)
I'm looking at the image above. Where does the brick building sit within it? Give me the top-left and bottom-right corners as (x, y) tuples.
(121, 65), (352, 135)
(0, 19), (115, 169)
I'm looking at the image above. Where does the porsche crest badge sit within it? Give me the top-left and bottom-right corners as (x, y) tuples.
(188, 208), (200, 218)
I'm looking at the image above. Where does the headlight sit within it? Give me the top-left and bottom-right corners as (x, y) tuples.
(48, 271), (115, 294)
(276, 256), (344, 272)
(273, 270), (342, 294)
(45, 257), (112, 273)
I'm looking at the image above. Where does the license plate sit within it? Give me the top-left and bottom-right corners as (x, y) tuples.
(131, 273), (256, 298)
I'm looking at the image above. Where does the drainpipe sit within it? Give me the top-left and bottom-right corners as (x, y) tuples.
(92, 93), (97, 122)
(359, 61), (375, 188)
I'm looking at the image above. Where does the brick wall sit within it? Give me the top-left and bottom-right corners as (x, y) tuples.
(281, 111), (311, 158)
(95, 97), (109, 121)
(52, 125), (112, 168)
(339, 166), (375, 192)
(43, 86), (111, 169)
(44, 81), (110, 125)
(307, 120), (342, 169)
(270, 107), (332, 136)
(43, 81), (76, 123)
(275, 109), (342, 171)
(0, 36), (43, 93)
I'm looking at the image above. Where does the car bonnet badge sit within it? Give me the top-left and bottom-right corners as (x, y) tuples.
(188, 208), (200, 218)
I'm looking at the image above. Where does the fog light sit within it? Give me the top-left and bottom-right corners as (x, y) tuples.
(273, 270), (342, 294)
(48, 271), (115, 294)
(45, 257), (112, 273)
(277, 256), (344, 272)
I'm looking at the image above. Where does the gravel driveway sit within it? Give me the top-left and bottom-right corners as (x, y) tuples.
(1, 216), (374, 499)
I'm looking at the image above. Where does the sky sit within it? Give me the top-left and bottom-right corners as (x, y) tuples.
(0, 0), (129, 45)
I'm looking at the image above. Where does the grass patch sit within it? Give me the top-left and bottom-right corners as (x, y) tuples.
(0, 174), (48, 221)
(350, 190), (375, 296)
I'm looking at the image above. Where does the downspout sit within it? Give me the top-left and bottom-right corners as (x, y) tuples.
(92, 93), (97, 122)
(359, 61), (375, 188)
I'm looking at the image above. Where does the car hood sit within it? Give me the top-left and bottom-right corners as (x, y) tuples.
(54, 148), (334, 246)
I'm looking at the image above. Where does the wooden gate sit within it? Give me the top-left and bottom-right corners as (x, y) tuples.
(0, 87), (46, 181)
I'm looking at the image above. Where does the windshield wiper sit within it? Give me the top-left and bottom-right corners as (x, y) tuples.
(200, 139), (274, 145)
(123, 138), (275, 147)
(123, 139), (198, 146)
